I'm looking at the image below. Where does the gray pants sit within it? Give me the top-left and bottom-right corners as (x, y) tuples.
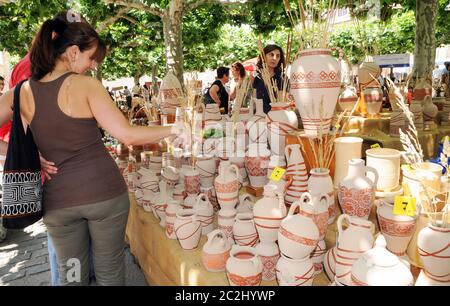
(43, 192), (130, 286)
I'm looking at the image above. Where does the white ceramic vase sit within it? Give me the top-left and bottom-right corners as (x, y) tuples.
(333, 137), (363, 188)
(276, 253), (315, 286)
(226, 245), (263, 286)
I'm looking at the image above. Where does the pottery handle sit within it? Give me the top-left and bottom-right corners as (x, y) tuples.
(288, 192), (311, 216)
(209, 229), (226, 248)
(298, 192), (314, 214)
(365, 166), (379, 189)
(228, 164), (241, 182)
(337, 214), (351, 237)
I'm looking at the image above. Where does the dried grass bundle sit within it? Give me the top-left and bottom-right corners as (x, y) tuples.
(232, 75), (253, 125)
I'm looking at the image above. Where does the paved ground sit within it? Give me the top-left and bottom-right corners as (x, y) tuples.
(0, 220), (148, 286)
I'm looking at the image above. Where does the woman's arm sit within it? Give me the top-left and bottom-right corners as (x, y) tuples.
(0, 89), (13, 128)
(85, 77), (176, 146)
(209, 84), (221, 107)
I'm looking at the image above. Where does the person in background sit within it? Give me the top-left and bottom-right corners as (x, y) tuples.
(205, 67), (230, 114)
(132, 82), (141, 97)
(123, 86), (132, 109)
(106, 86), (114, 99)
(0, 76), (4, 96)
(252, 44), (286, 114)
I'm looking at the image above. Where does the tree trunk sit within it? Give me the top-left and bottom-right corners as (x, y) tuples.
(413, 0), (438, 93)
(151, 64), (159, 97)
(162, 0), (185, 87)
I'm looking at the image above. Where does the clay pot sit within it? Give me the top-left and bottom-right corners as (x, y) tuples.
(351, 235), (414, 286)
(174, 209), (202, 250)
(184, 167), (200, 195)
(297, 192), (330, 241)
(246, 98), (268, 144)
(333, 137), (363, 188)
(253, 184), (287, 243)
(284, 144), (308, 207)
(363, 87), (383, 116)
(335, 214), (375, 285)
(214, 162), (241, 211)
(165, 200), (182, 240)
(218, 209), (237, 244)
(151, 181), (171, 228)
(201, 186), (219, 213)
(310, 239), (327, 275)
(226, 245), (263, 286)
(278, 200), (320, 259)
(358, 61), (381, 87)
(183, 193), (198, 209)
(337, 86), (358, 112)
(196, 155), (217, 188)
(338, 159), (378, 219)
(255, 241), (280, 281)
(233, 212), (259, 247)
(236, 193), (254, 214)
(324, 246), (337, 281)
(290, 48), (341, 136)
(307, 168), (336, 225)
(245, 143), (270, 188)
(159, 71), (182, 115)
(376, 201), (416, 257)
(161, 166), (180, 188)
(202, 229), (232, 272)
(266, 102), (298, 155)
(410, 100), (424, 131)
(276, 253), (315, 286)
(194, 193), (214, 235)
(365, 148), (401, 192)
(417, 221), (450, 284)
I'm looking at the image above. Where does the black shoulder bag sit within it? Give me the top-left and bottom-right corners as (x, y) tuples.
(1, 80), (43, 229)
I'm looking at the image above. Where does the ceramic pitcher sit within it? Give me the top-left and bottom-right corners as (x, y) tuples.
(174, 208), (202, 250)
(225, 245), (263, 286)
(194, 193), (214, 235)
(333, 137), (363, 188)
(214, 162), (241, 211)
(233, 212), (259, 247)
(307, 168), (335, 225)
(202, 229), (232, 272)
(338, 159), (378, 220)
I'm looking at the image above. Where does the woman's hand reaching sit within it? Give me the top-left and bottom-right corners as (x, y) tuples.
(40, 153), (58, 180)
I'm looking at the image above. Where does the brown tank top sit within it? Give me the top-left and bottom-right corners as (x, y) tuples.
(29, 72), (127, 211)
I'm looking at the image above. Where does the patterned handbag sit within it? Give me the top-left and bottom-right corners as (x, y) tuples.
(1, 80), (42, 229)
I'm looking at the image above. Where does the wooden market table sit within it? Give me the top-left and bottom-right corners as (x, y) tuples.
(125, 193), (338, 286)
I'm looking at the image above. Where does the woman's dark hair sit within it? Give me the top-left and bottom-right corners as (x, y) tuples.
(257, 44), (285, 75)
(231, 62), (246, 79)
(217, 66), (230, 79)
(30, 11), (106, 80)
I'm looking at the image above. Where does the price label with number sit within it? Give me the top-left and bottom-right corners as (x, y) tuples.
(393, 196), (416, 217)
(371, 143), (381, 149)
(270, 167), (286, 182)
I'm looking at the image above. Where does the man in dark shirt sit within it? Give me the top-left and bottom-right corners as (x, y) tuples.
(206, 67), (230, 114)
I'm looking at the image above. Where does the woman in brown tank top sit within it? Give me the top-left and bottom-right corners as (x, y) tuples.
(0, 13), (183, 286)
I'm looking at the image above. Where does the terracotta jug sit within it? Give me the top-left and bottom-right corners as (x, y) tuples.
(307, 168), (335, 225)
(202, 229), (232, 272)
(338, 159), (378, 220)
(245, 143), (270, 188)
(297, 192), (330, 241)
(174, 208), (202, 250)
(253, 184), (287, 243)
(335, 214), (375, 285)
(226, 245), (263, 286)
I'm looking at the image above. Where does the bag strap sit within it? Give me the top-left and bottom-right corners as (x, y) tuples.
(12, 79), (28, 139)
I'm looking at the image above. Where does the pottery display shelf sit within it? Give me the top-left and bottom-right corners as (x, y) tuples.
(338, 112), (450, 160)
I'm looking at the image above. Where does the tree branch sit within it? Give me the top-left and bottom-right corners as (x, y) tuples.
(185, 0), (251, 12)
(103, 0), (164, 18)
(97, 7), (133, 32)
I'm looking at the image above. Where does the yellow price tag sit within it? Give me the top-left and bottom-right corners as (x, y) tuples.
(371, 143), (381, 149)
(393, 196), (416, 217)
(270, 167), (286, 182)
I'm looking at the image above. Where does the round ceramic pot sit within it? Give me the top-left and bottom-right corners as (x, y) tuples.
(202, 229), (232, 273)
(276, 253), (315, 286)
(226, 245), (263, 286)
(174, 209), (202, 250)
(376, 201), (416, 256)
(338, 159), (378, 220)
(358, 61), (381, 87)
(335, 214), (375, 286)
(233, 212), (259, 247)
(417, 222), (450, 284)
(255, 241), (280, 281)
(364, 87), (383, 116)
(245, 143), (270, 188)
(278, 200), (320, 259)
(365, 148), (401, 191)
(333, 137), (363, 188)
(337, 86), (358, 112)
(218, 209), (237, 245)
(307, 168), (336, 225)
(290, 48), (341, 136)
(351, 235), (414, 286)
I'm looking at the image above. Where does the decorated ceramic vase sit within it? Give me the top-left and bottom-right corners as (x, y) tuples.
(324, 246), (337, 281)
(202, 229), (232, 273)
(266, 102), (298, 155)
(218, 208), (237, 244)
(226, 245), (263, 286)
(333, 137), (363, 188)
(284, 144), (308, 206)
(338, 159), (378, 220)
(364, 87), (383, 116)
(337, 86), (358, 112)
(365, 148), (401, 192)
(376, 201), (417, 257)
(335, 214), (375, 286)
(214, 162), (241, 211)
(297, 192), (330, 241)
(310, 239), (327, 275)
(253, 184), (287, 243)
(276, 253), (315, 286)
(255, 241), (280, 281)
(307, 168), (336, 225)
(290, 48), (342, 136)
(278, 200), (320, 259)
(194, 193), (214, 235)
(165, 199), (182, 240)
(158, 71), (182, 115)
(174, 208), (202, 250)
(417, 221), (450, 284)
(245, 143), (270, 188)
(358, 61), (381, 87)
(246, 98), (268, 144)
(233, 212), (259, 247)
(351, 235), (414, 286)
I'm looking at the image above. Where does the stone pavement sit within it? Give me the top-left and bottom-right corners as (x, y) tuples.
(0, 220), (148, 286)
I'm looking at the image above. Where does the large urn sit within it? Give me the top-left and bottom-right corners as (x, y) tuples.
(290, 48), (342, 136)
